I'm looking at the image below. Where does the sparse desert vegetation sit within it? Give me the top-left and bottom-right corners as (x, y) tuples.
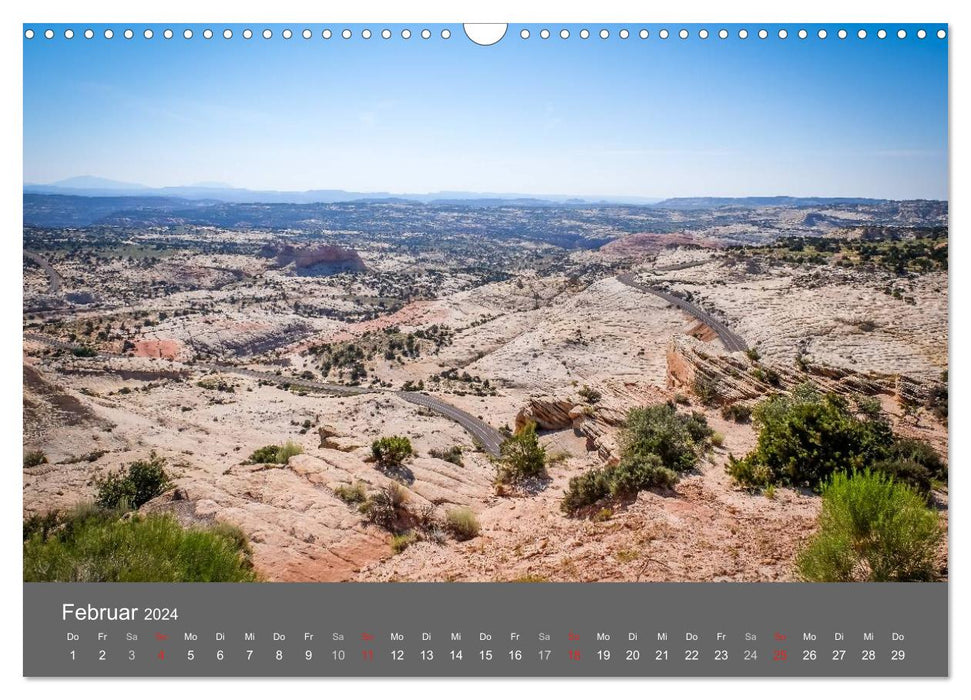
(23, 505), (257, 582)
(797, 471), (942, 582)
(23, 197), (948, 582)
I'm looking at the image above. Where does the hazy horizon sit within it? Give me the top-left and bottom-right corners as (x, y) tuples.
(24, 23), (948, 200)
(22, 175), (949, 204)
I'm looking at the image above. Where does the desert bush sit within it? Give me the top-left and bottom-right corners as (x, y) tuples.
(561, 468), (611, 514)
(886, 437), (946, 480)
(95, 453), (173, 511)
(445, 507), (480, 541)
(561, 454), (678, 515)
(390, 531), (418, 554)
(496, 422), (547, 484)
(745, 348), (761, 362)
(692, 374), (720, 406)
(711, 432), (725, 448)
(333, 481), (367, 505)
(562, 404), (709, 515)
(726, 385), (893, 489)
(429, 445), (464, 467)
(578, 385), (602, 404)
(592, 507), (613, 522)
(925, 370), (947, 423)
(371, 436), (413, 468)
(23, 509), (61, 541)
(23, 508), (257, 582)
(361, 483), (409, 532)
(247, 441), (303, 465)
(23, 450), (48, 468)
(721, 403), (753, 423)
(609, 453), (678, 497)
(727, 384), (943, 493)
(726, 456), (773, 490)
(620, 404), (711, 474)
(797, 471), (942, 582)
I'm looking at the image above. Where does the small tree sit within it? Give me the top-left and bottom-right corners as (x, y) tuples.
(95, 453), (173, 511)
(497, 422), (547, 483)
(371, 436), (413, 468)
(797, 471), (942, 582)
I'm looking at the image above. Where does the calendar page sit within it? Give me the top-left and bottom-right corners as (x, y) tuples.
(21, 20), (948, 678)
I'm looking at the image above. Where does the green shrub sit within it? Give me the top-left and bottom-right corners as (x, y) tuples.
(23, 508), (257, 582)
(726, 456), (773, 491)
(560, 468), (611, 514)
(390, 531), (418, 554)
(561, 454), (678, 515)
(745, 348), (761, 362)
(361, 483), (409, 532)
(371, 436), (413, 468)
(497, 422), (547, 483)
(562, 404), (709, 515)
(247, 441), (304, 465)
(692, 374), (720, 405)
(429, 445), (464, 466)
(797, 471), (942, 582)
(727, 385), (893, 489)
(445, 507), (480, 541)
(721, 403), (753, 423)
(592, 507), (613, 521)
(333, 481), (367, 505)
(609, 453), (678, 497)
(95, 453), (173, 511)
(578, 385), (602, 404)
(71, 346), (97, 358)
(886, 437), (946, 480)
(727, 384), (944, 493)
(23, 450), (48, 468)
(23, 509), (61, 541)
(711, 432), (725, 448)
(620, 404), (711, 474)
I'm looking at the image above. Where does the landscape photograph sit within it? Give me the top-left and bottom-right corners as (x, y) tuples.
(23, 25), (948, 584)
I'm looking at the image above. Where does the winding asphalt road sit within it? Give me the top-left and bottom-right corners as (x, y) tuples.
(399, 391), (504, 456)
(24, 251), (64, 294)
(616, 273), (749, 353)
(24, 333), (505, 456)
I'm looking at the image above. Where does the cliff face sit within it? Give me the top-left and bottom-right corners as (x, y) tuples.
(666, 334), (940, 409)
(262, 243), (367, 276)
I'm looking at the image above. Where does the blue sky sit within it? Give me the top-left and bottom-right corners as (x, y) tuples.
(23, 24), (948, 199)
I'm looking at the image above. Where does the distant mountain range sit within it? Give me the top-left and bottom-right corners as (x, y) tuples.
(652, 196), (897, 209)
(24, 178), (662, 207)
